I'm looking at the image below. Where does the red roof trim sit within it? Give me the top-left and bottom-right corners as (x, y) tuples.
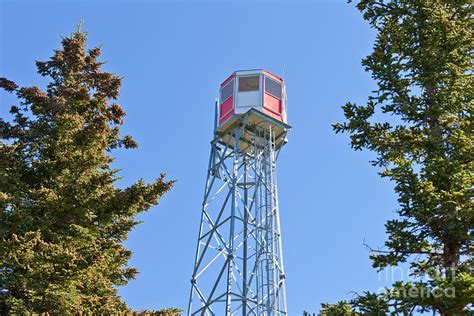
(220, 73), (236, 88)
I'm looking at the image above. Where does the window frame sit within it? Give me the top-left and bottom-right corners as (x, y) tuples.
(238, 75), (260, 92)
(264, 76), (282, 100)
(220, 79), (234, 104)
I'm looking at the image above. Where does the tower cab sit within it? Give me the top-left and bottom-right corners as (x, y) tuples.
(217, 69), (288, 130)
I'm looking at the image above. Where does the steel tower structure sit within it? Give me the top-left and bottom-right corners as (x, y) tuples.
(187, 95), (290, 316)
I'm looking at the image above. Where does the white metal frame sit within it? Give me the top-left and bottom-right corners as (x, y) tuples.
(188, 110), (289, 316)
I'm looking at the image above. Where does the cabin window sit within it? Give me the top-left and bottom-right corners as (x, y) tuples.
(220, 80), (234, 103)
(264, 76), (282, 99)
(238, 76), (259, 92)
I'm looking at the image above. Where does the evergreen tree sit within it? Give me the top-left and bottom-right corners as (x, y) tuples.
(320, 0), (473, 315)
(0, 25), (174, 313)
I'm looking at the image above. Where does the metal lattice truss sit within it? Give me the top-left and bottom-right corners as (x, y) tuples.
(188, 115), (288, 316)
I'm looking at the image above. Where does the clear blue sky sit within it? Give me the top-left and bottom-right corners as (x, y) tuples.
(1, 0), (403, 314)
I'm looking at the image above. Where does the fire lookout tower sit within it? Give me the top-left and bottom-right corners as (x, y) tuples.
(188, 69), (290, 316)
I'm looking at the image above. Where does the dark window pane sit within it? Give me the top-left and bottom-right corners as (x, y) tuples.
(220, 80), (234, 102)
(265, 77), (282, 99)
(238, 76), (260, 92)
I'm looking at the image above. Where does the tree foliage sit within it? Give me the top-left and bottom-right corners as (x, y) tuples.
(321, 0), (473, 315)
(319, 301), (356, 315)
(0, 25), (174, 314)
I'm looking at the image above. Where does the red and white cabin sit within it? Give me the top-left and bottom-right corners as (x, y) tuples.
(218, 69), (287, 129)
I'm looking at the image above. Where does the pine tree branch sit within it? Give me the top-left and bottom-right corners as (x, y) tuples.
(363, 240), (442, 256)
